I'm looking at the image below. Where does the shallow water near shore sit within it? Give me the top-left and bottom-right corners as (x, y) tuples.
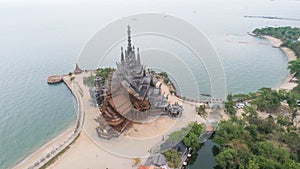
(1, 0), (300, 168)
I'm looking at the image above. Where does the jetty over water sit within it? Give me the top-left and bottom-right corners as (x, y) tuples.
(47, 75), (64, 84)
(244, 15), (300, 22)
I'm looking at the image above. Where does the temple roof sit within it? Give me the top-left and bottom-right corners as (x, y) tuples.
(144, 154), (166, 167)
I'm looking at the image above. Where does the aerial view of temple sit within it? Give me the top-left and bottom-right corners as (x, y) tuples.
(94, 26), (183, 139)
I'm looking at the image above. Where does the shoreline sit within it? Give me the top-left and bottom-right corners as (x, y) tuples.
(11, 127), (74, 169)
(12, 72), (197, 169)
(12, 77), (84, 169)
(260, 35), (297, 90)
(12, 35), (297, 169)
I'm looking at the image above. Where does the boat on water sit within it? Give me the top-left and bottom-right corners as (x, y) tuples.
(201, 93), (211, 97)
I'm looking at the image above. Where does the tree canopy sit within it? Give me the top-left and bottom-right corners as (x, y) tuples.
(213, 117), (300, 169)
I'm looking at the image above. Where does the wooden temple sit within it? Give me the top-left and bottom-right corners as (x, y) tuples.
(95, 26), (183, 139)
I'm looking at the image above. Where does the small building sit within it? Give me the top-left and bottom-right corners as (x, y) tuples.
(168, 102), (183, 117)
(207, 98), (224, 108)
(160, 141), (187, 153)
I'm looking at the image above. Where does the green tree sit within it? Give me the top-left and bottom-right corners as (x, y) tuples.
(289, 59), (300, 75)
(286, 92), (298, 108)
(246, 158), (259, 169)
(164, 149), (182, 168)
(277, 114), (291, 126)
(195, 105), (207, 117)
(214, 119), (249, 147)
(243, 106), (258, 117)
(254, 142), (274, 157)
(225, 94), (236, 115)
(251, 88), (281, 113)
(183, 122), (203, 151)
(215, 148), (238, 169)
(286, 160), (300, 169)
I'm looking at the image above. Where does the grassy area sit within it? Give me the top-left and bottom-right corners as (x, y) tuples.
(83, 74), (95, 87)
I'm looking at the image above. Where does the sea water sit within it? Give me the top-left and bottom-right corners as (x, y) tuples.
(0, 0), (299, 168)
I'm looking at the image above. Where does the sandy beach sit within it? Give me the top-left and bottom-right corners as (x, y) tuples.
(262, 35), (298, 90)
(12, 76), (84, 169)
(12, 127), (75, 169)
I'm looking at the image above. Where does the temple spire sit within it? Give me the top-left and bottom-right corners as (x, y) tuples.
(121, 47), (124, 63)
(127, 25), (132, 52)
(95, 74), (102, 91)
(137, 47), (141, 65)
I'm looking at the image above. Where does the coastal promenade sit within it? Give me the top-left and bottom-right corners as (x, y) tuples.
(12, 76), (85, 169)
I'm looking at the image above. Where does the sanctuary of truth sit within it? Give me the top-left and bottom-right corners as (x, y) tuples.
(94, 26), (183, 139)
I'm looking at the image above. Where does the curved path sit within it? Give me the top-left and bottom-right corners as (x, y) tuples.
(12, 76), (84, 169)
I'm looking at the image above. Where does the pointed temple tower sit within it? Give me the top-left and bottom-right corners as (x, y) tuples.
(95, 74), (102, 91)
(95, 74), (105, 107)
(95, 26), (183, 139)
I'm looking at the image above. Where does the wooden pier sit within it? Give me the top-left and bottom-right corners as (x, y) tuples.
(47, 75), (64, 84)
